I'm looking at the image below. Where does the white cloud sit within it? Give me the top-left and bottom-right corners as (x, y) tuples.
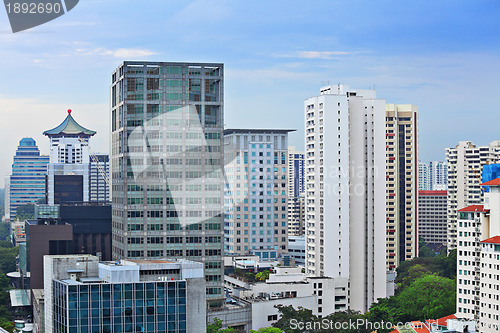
(278, 50), (361, 59)
(101, 48), (157, 58)
(0, 96), (109, 187)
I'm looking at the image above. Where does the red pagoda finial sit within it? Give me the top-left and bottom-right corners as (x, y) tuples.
(68, 109), (72, 115)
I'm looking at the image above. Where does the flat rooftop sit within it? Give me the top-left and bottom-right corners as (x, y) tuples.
(224, 129), (296, 135)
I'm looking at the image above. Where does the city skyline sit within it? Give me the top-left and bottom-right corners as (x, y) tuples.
(1, 0), (500, 186)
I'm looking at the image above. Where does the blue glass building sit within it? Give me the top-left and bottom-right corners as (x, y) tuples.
(8, 138), (49, 220)
(44, 255), (206, 333)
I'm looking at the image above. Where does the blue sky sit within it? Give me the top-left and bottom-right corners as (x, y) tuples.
(1, 0), (500, 186)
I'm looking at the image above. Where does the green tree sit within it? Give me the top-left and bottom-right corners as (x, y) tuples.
(255, 270), (270, 281)
(15, 204), (35, 221)
(207, 318), (237, 333)
(395, 274), (456, 321)
(273, 305), (315, 333)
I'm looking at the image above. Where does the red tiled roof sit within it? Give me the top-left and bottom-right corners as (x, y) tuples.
(481, 178), (500, 186)
(419, 190), (447, 196)
(410, 321), (430, 333)
(481, 236), (500, 244)
(425, 314), (457, 327)
(458, 205), (484, 212)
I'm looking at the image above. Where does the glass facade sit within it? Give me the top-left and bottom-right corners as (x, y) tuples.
(53, 280), (187, 333)
(110, 62), (224, 306)
(9, 137), (49, 219)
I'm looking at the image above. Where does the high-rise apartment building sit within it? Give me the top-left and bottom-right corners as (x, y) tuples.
(418, 161), (447, 191)
(456, 178), (500, 326)
(446, 141), (500, 251)
(7, 138), (49, 221)
(418, 161), (430, 191)
(418, 190), (447, 247)
(110, 61), (224, 307)
(223, 129), (291, 259)
(430, 161), (447, 190)
(304, 84), (386, 312)
(478, 236), (500, 333)
(287, 146), (305, 236)
(385, 104), (418, 270)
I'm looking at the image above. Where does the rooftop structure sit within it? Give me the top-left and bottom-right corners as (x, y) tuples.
(43, 255), (206, 333)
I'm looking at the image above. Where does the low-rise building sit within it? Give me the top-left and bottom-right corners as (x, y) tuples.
(224, 266), (348, 331)
(43, 255), (206, 333)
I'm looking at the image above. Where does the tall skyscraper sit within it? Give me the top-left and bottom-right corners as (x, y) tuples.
(287, 146), (305, 236)
(304, 84), (386, 312)
(110, 61), (224, 307)
(385, 104), (418, 270)
(223, 129), (292, 259)
(7, 138), (49, 220)
(446, 141), (500, 251)
(89, 154), (110, 202)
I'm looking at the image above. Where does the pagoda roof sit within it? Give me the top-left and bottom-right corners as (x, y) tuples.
(43, 110), (96, 137)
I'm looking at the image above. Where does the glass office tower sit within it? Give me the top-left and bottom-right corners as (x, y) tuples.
(8, 137), (49, 220)
(110, 62), (224, 307)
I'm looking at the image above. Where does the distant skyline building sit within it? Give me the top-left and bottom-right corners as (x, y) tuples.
(418, 190), (447, 247)
(223, 129), (292, 259)
(418, 161), (430, 191)
(418, 160), (447, 191)
(6, 137), (49, 221)
(89, 153), (110, 202)
(110, 61), (225, 307)
(43, 110), (96, 205)
(287, 146), (305, 236)
(430, 161), (447, 190)
(304, 84), (386, 313)
(385, 104), (418, 270)
(446, 141), (500, 251)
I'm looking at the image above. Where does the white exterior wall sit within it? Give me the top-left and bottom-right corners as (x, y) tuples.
(447, 141), (500, 251)
(305, 84), (386, 313)
(44, 255), (100, 333)
(479, 241), (500, 333)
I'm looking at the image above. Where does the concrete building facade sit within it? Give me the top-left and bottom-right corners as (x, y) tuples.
(224, 129), (291, 259)
(456, 178), (500, 325)
(385, 104), (418, 270)
(110, 61), (225, 307)
(418, 190), (448, 247)
(304, 84), (386, 312)
(446, 141), (500, 251)
(479, 236), (500, 333)
(287, 146), (305, 236)
(43, 255), (206, 333)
